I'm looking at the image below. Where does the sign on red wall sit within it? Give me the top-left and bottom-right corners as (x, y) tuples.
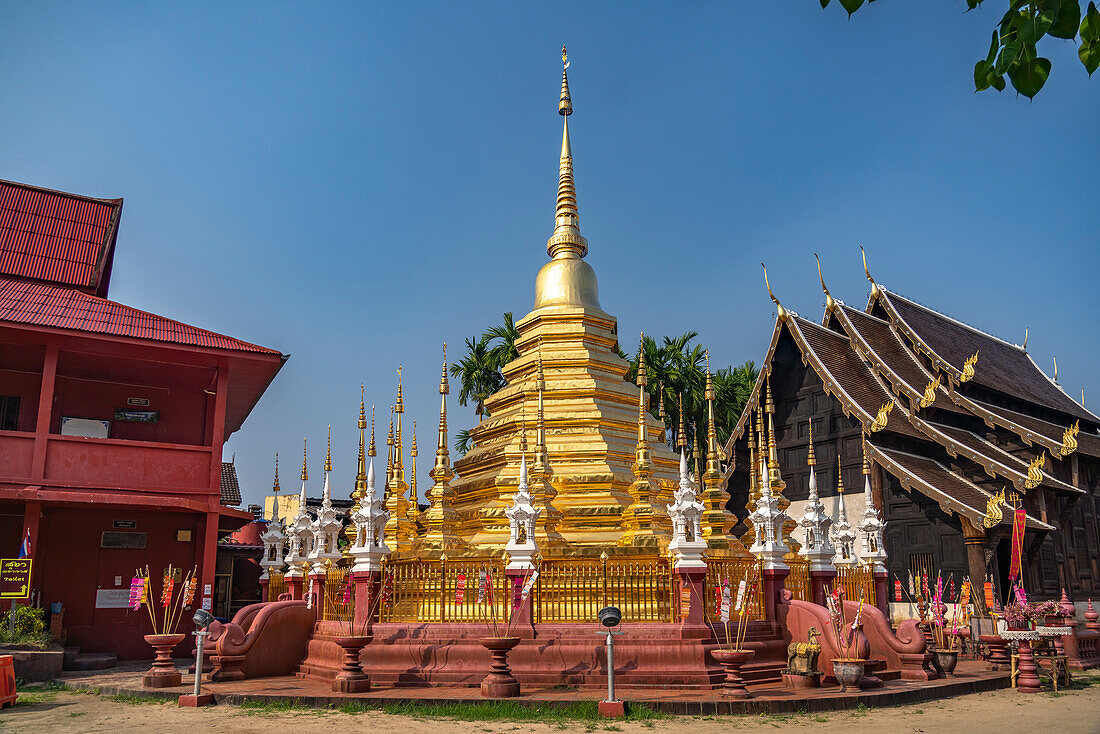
(0, 558), (32, 599)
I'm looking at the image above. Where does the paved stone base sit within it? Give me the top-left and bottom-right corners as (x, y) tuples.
(54, 659), (1012, 714)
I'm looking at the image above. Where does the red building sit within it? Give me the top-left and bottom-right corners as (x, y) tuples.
(0, 179), (285, 659)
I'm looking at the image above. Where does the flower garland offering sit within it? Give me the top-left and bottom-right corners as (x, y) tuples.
(132, 565), (198, 635)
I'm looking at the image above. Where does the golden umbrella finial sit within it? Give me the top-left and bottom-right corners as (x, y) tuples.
(300, 437), (309, 481)
(272, 451), (280, 493)
(677, 392), (687, 449)
(559, 45), (572, 116)
(807, 421), (815, 466)
(637, 332), (647, 388)
(369, 405), (377, 458)
(440, 342), (450, 396)
(359, 385), (366, 429)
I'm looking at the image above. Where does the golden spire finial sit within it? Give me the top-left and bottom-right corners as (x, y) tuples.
(815, 253), (835, 311)
(635, 333), (649, 454)
(369, 405), (376, 458)
(440, 342), (449, 396)
(273, 451), (280, 493)
(547, 45), (587, 260)
(412, 420), (418, 458)
(395, 365), (404, 412)
(325, 425), (332, 472)
(836, 452), (845, 494)
(807, 420), (815, 466)
(861, 244), (881, 298)
(300, 437), (308, 481)
(862, 435), (870, 475)
(359, 385), (366, 429)
(704, 350), (721, 485)
(637, 332), (647, 388)
(762, 263), (787, 322)
(677, 392), (687, 449)
(657, 381), (666, 443)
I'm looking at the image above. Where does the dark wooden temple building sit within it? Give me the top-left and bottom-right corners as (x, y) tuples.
(722, 259), (1099, 605)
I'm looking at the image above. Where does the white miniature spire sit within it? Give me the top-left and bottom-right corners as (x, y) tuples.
(350, 454), (391, 574)
(667, 448), (706, 569)
(309, 427), (344, 571)
(797, 423), (835, 572)
(830, 461), (857, 567)
(505, 453), (540, 570)
(857, 441), (888, 573)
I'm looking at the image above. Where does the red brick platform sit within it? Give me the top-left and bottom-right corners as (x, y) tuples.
(56, 660), (1010, 714)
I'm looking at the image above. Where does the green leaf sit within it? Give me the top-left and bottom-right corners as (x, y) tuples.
(820, 0), (831, 7)
(1049, 0), (1081, 38)
(1080, 38), (1100, 74)
(839, 0), (865, 14)
(965, 0), (983, 9)
(1017, 10), (1055, 45)
(987, 30), (1000, 62)
(997, 40), (1022, 74)
(975, 59), (993, 90)
(1008, 56), (1052, 97)
(991, 73), (1007, 90)
(1082, 2), (1100, 42)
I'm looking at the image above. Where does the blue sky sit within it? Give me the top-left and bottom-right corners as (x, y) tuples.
(2, 2), (1097, 509)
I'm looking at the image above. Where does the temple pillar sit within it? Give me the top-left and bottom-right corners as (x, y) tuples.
(351, 570), (380, 631)
(259, 577), (270, 603)
(810, 568), (836, 608)
(505, 569), (536, 636)
(873, 568), (889, 620)
(761, 566), (789, 622)
(676, 567), (708, 632)
(308, 568), (325, 619)
(286, 575), (303, 601)
(960, 517), (988, 602)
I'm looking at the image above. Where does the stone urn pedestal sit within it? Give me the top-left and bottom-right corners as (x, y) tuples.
(712, 648), (755, 698)
(332, 635), (372, 693)
(479, 637), (521, 698)
(142, 634), (186, 688)
(832, 659), (866, 693)
(979, 634), (1010, 670)
(1015, 639), (1042, 694)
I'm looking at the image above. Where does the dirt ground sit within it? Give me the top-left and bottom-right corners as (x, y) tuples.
(3, 676), (1098, 734)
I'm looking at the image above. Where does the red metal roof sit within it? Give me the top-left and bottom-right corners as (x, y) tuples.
(0, 179), (122, 296)
(0, 275), (281, 354)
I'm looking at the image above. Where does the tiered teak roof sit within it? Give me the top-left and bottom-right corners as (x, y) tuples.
(723, 260), (1099, 538)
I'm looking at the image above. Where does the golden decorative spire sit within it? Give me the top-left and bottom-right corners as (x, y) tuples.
(740, 407), (762, 547)
(677, 392), (687, 450)
(534, 352), (549, 473)
(765, 376), (779, 479)
(300, 437), (308, 481)
(347, 388), (368, 550)
(547, 45), (587, 260)
(386, 406), (394, 484)
(836, 453), (845, 494)
(419, 342), (463, 553)
(762, 263), (787, 322)
(383, 368), (414, 550)
(436, 342), (450, 463)
(621, 331), (668, 547)
(704, 350), (720, 483)
(861, 245), (881, 298)
(409, 419), (419, 525)
(657, 381), (666, 444)
(272, 452), (280, 493)
(394, 366), (404, 474)
(369, 405), (376, 458)
(862, 435), (871, 475)
(636, 332), (649, 449)
(815, 253), (835, 312)
(324, 424), (332, 473)
(807, 420), (816, 467)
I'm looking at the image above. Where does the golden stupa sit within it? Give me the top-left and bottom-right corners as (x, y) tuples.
(448, 47), (696, 553)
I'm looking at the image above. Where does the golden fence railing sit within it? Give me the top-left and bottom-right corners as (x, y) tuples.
(835, 565), (876, 606)
(322, 565), (353, 622)
(534, 555), (673, 623)
(266, 571), (287, 602)
(785, 557), (812, 602)
(704, 557), (765, 622)
(378, 556), (508, 624)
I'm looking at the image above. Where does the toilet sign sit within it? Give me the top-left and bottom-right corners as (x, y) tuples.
(0, 558), (32, 599)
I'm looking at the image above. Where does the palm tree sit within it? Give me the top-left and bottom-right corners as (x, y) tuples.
(450, 335), (502, 421)
(484, 312), (520, 371)
(454, 428), (474, 457)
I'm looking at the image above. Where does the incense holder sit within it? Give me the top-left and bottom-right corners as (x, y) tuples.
(931, 650), (958, 677)
(832, 658), (866, 693)
(479, 637), (521, 698)
(142, 633), (186, 688)
(332, 634), (372, 693)
(712, 648), (755, 698)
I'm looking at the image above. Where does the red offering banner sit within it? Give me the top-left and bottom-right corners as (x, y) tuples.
(983, 580), (994, 609)
(894, 577), (903, 602)
(680, 586), (692, 619)
(455, 573), (467, 605)
(1009, 507), (1026, 581)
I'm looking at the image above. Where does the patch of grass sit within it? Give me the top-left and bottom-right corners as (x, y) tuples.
(14, 691), (58, 706)
(239, 698), (310, 715)
(812, 715), (829, 723)
(18, 679), (66, 691)
(337, 700), (371, 714)
(69, 712), (87, 717)
(849, 703), (869, 718)
(108, 693), (165, 705)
